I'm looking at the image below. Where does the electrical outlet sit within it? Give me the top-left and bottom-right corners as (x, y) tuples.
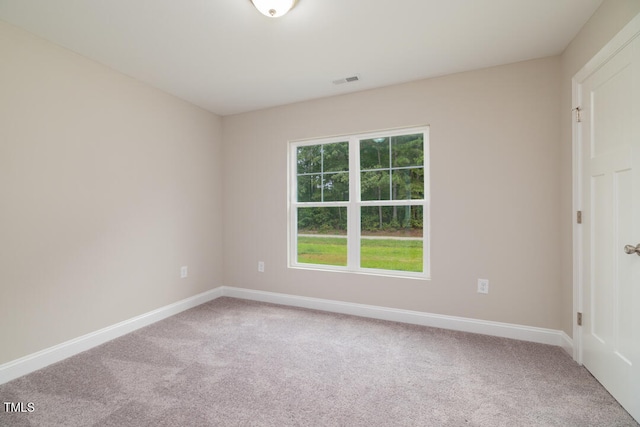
(180, 266), (188, 278)
(258, 261), (265, 273)
(477, 279), (489, 294)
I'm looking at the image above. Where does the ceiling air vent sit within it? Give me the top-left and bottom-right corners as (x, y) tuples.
(333, 75), (360, 85)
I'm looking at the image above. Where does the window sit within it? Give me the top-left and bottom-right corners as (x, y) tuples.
(289, 127), (430, 278)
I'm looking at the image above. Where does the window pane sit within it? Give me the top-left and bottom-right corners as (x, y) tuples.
(297, 145), (322, 174)
(392, 134), (423, 168)
(297, 175), (322, 202)
(360, 138), (390, 170)
(391, 167), (424, 200)
(360, 170), (390, 201)
(323, 141), (349, 172)
(297, 142), (349, 203)
(323, 172), (349, 201)
(297, 207), (347, 266)
(360, 206), (423, 272)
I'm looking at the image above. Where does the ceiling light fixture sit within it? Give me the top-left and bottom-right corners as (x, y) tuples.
(250, 0), (297, 18)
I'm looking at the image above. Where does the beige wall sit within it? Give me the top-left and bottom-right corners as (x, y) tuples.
(0, 22), (224, 365)
(559, 1), (640, 337)
(223, 56), (563, 330)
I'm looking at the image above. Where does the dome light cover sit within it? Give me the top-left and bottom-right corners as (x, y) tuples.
(250, 0), (297, 18)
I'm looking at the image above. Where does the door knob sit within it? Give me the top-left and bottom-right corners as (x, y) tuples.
(624, 244), (640, 256)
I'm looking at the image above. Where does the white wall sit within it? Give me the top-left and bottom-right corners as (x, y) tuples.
(559, 1), (640, 336)
(0, 21), (224, 365)
(223, 57), (562, 330)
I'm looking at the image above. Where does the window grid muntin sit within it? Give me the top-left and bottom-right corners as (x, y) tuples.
(296, 141), (349, 203)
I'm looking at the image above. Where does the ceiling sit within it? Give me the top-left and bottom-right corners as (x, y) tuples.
(0, 0), (603, 116)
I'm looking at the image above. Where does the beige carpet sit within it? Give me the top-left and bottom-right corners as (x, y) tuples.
(0, 297), (637, 426)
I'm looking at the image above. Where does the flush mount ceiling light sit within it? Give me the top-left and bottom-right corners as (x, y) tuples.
(250, 0), (297, 18)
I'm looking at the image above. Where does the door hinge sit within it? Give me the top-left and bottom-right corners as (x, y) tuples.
(572, 106), (582, 123)
(577, 312), (583, 326)
(577, 210), (582, 224)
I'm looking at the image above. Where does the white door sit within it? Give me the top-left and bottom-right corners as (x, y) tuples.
(575, 15), (640, 422)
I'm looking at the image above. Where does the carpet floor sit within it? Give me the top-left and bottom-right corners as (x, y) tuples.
(0, 297), (637, 426)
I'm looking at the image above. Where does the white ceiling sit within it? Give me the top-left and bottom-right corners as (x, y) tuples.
(0, 0), (603, 116)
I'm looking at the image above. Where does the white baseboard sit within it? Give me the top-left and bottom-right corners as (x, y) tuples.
(559, 331), (574, 357)
(221, 286), (573, 349)
(0, 287), (223, 385)
(1, 285), (574, 385)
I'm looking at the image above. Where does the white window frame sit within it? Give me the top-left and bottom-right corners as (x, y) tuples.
(288, 126), (430, 279)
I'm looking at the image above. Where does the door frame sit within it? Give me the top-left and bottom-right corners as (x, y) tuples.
(572, 12), (640, 364)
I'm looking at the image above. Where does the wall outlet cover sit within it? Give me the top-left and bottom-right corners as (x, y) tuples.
(478, 279), (489, 294)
